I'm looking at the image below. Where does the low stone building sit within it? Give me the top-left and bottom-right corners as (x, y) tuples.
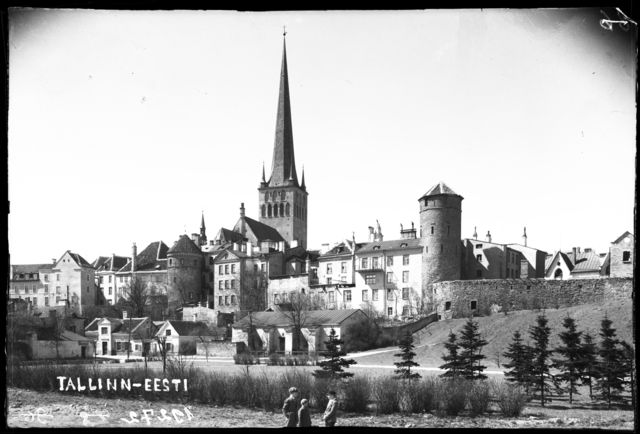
(153, 320), (213, 355)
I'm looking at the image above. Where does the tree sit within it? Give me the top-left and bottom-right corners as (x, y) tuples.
(7, 309), (40, 361)
(50, 308), (70, 361)
(279, 292), (324, 353)
(619, 340), (635, 408)
(122, 276), (149, 317)
(313, 328), (357, 379)
(394, 330), (421, 380)
(439, 331), (463, 379)
(551, 316), (583, 403)
(457, 316), (488, 380)
(528, 313), (554, 406)
(595, 315), (626, 408)
(578, 333), (599, 400)
(502, 330), (532, 392)
(155, 335), (169, 375)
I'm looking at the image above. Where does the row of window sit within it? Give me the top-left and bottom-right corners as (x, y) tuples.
(218, 279), (237, 290)
(168, 258), (199, 267)
(218, 264), (237, 275)
(99, 275), (132, 284)
(218, 295), (236, 306)
(20, 296), (59, 306)
(310, 287), (413, 304)
(362, 271), (410, 285)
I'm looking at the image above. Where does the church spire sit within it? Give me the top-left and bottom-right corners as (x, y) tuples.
(268, 34), (298, 187)
(301, 165), (306, 190)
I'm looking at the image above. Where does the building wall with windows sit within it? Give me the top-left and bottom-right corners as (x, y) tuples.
(461, 239), (523, 280)
(9, 263), (54, 312)
(610, 232), (634, 278)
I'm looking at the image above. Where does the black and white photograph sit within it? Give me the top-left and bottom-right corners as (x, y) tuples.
(6, 8), (636, 429)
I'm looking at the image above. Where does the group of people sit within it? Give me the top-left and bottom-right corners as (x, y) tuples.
(282, 387), (338, 427)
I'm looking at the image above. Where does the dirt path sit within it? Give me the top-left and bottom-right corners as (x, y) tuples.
(6, 387), (634, 429)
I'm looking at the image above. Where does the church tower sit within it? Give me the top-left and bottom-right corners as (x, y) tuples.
(258, 34), (308, 249)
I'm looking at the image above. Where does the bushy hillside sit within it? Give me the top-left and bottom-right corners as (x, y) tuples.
(356, 299), (634, 369)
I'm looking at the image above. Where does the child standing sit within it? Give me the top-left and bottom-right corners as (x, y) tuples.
(297, 398), (312, 427)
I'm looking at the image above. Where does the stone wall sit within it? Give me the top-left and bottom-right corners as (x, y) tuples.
(196, 341), (235, 357)
(378, 312), (438, 344)
(433, 277), (633, 320)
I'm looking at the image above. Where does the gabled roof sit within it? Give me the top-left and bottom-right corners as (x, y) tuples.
(63, 251), (93, 268)
(612, 231), (634, 245)
(92, 256), (110, 270)
(240, 216), (285, 242)
(93, 255), (130, 272)
(117, 241), (169, 272)
(570, 251), (603, 273)
(545, 251), (574, 273)
(215, 228), (246, 244)
(419, 181), (462, 199)
(233, 309), (366, 329)
(168, 235), (202, 255)
(213, 248), (249, 262)
(164, 320), (211, 336)
(319, 240), (366, 258)
(358, 238), (422, 254)
(285, 246), (314, 261)
(85, 317), (123, 332)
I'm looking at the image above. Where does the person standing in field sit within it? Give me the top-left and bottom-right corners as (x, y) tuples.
(322, 391), (338, 427)
(282, 387), (300, 427)
(297, 398), (312, 427)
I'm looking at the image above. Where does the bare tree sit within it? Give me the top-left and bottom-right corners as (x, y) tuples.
(51, 308), (69, 361)
(279, 292), (323, 353)
(7, 309), (40, 361)
(155, 335), (169, 375)
(122, 276), (149, 317)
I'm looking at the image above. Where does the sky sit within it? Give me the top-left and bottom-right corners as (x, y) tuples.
(8, 8), (636, 264)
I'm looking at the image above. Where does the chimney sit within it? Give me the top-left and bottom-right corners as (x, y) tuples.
(191, 233), (199, 244)
(131, 243), (137, 272)
(240, 202), (245, 217)
(522, 227), (528, 247)
(239, 203), (246, 235)
(232, 242), (239, 251)
(52, 258), (56, 264)
(486, 231), (492, 243)
(368, 226), (375, 242)
(473, 226), (478, 239)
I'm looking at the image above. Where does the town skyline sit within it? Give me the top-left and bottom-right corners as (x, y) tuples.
(8, 9), (636, 264)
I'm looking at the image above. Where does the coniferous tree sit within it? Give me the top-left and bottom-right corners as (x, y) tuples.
(595, 315), (626, 408)
(394, 330), (421, 380)
(619, 340), (635, 408)
(502, 330), (532, 392)
(551, 316), (583, 403)
(458, 316), (488, 380)
(439, 331), (463, 379)
(313, 328), (357, 379)
(578, 333), (599, 400)
(529, 313), (554, 406)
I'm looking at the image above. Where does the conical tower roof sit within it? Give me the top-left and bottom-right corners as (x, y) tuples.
(419, 181), (463, 199)
(168, 234), (202, 255)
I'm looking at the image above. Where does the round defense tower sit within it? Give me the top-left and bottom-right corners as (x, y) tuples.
(167, 234), (204, 309)
(419, 182), (463, 302)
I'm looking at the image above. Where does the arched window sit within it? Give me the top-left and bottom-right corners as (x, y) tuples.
(274, 204), (278, 217)
(554, 269), (563, 280)
(264, 192), (269, 202)
(271, 191), (276, 200)
(267, 204), (272, 217)
(279, 203), (284, 216)
(280, 191), (286, 200)
(285, 202), (291, 216)
(261, 204), (266, 217)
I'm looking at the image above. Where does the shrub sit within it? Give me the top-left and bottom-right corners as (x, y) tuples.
(344, 318), (381, 352)
(233, 352), (257, 365)
(341, 376), (370, 413)
(311, 377), (335, 410)
(493, 380), (528, 417)
(399, 378), (437, 414)
(468, 381), (491, 416)
(267, 353), (280, 366)
(417, 376), (439, 413)
(372, 377), (400, 414)
(437, 378), (468, 416)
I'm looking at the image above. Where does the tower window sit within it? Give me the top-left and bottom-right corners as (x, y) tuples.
(169, 259), (173, 266)
(445, 301), (451, 311)
(279, 203), (284, 216)
(274, 204), (278, 217)
(470, 300), (477, 310)
(440, 244), (443, 253)
(280, 191), (286, 200)
(264, 192), (269, 202)
(286, 203), (291, 216)
(268, 204), (272, 217)
(261, 205), (266, 217)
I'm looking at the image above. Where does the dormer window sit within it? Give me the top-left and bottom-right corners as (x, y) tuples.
(373, 246), (380, 250)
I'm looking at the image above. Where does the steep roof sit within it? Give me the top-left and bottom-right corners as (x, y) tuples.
(117, 241), (169, 272)
(233, 309), (365, 329)
(268, 37), (299, 188)
(242, 216), (285, 242)
(168, 234), (202, 255)
(358, 238), (422, 253)
(545, 251), (575, 273)
(92, 256), (110, 270)
(419, 181), (462, 199)
(93, 255), (130, 272)
(85, 317), (123, 332)
(612, 231), (634, 244)
(67, 252), (93, 268)
(216, 228), (246, 244)
(166, 320), (211, 336)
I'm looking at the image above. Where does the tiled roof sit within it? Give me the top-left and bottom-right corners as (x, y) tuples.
(68, 252), (93, 268)
(116, 318), (146, 335)
(570, 251), (603, 273)
(93, 255), (130, 272)
(118, 241), (169, 272)
(243, 216), (285, 242)
(358, 238), (422, 253)
(233, 309), (364, 329)
(12, 263), (54, 275)
(285, 246), (311, 261)
(216, 228), (246, 244)
(168, 235), (202, 255)
(419, 181), (461, 198)
(612, 231), (634, 245)
(92, 256), (110, 270)
(166, 321), (211, 336)
(85, 317), (123, 332)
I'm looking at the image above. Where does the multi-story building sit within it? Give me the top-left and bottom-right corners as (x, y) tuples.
(545, 246), (610, 280)
(461, 235), (523, 280)
(92, 254), (130, 305)
(9, 263), (54, 312)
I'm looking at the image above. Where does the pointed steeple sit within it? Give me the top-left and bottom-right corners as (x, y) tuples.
(268, 35), (298, 187)
(200, 212), (206, 232)
(301, 165), (306, 190)
(261, 162), (266, 184)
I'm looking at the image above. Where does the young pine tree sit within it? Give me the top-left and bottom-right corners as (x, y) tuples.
(551, 316), (583, 404)
(529, 313), (554, 406)
(313, 328), (357, 379)
(394, 330), (421, 380)
(502, 330), (532, 392)
(596, 315), (626, 408)
(578, 333), (599, 400)
(439, 331), (463, 379)
(619, 340), (635, 408)
(457, 316), (488, 380)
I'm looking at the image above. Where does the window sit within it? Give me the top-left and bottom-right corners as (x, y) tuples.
(402, 287), (409, 300)
(119, 276), (123, 282)
(44, 275), (48, 282)
(218, 265), (223, 274)
(56, 296), (60, 304)
(402, 305), (410, 316)
(476, 254), (482, 262)
(387, 256), (394, 266)
(231, 264), (236, 273)
(261, 264), (265, 272)
(623, 251), (631, 262)
(431, 226), (434, 235)
(387, 289), (394, 301)
(470, 300), (477, 310)
(402, 255), (410, 265)
(361, 258), (368, 269)
(362, 290), (369, 301)
(447, 225), (450, 236)
(108, 287), (112, 295)
(166, 329), (171, 336)
(328, 291), (335, 302)
(56, 274), (60, 281)
(326, 277), (332, 285)
(365, 274), (376, 285)
(445, 301), (451, 311)
(108, 276), (112, 283)
(44, 285), (48, 293)
(402, 271), (409, 283)
(225, 296), (229, 305)
(225, 280), (229, 289)
(231, 280), (236, 289)
(116, 341), (122, 351)
(101, 327), (108, 335)
(166, 343), (173, 352)
(344, 290), (352, 302)
(476, 269), (482, 278)
(372, 257), (379, 269)
(476, 244), (483, 249)
(327, 264), (333, 275)
(33, 297), (38, 306)
(388, 307), (393, 316)
(261, 205), (266, 217)
(440, 244), (443, 253)
(219, 296), (223, 305)
(44, 297), (49, 306)
(231, 295), (236, 304)
(386, 271), (394, 284)
(274, 294), (279, 304)
(225, 265), (229, 274)
(372, 289), (379, 301)
(341, 262), (347, 273)
(219, 281), (223, 290)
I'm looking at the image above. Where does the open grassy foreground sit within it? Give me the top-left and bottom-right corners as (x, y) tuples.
(6, 387), (635, 429)
(356, 299), (634, 369)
